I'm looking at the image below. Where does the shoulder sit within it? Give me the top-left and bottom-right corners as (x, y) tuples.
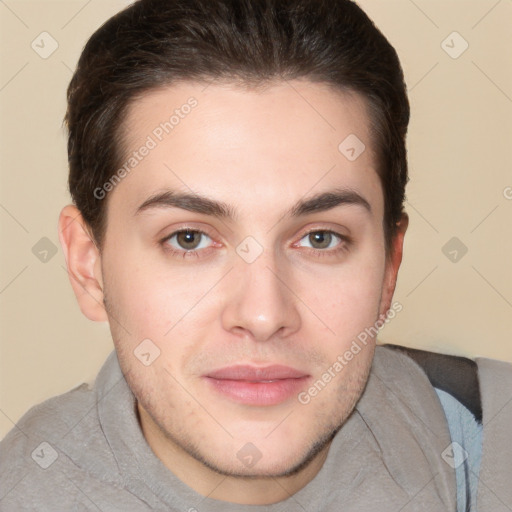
(0, 381), (96, 458)
(379, 343), (484, 422)
(474, 355), (512, 510)
(1, 350), (123, 468)
(2, 381), (95, 444)
(379, 344), (512, 509)
(475, 355), (512, 426)
(0, 382), (98, 509)
(0, 353), (134, 511)
(380, 343), (512, 422)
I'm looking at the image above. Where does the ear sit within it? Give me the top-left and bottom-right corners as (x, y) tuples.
(378, 213), (409, 319)
(58, 205), (108, 322)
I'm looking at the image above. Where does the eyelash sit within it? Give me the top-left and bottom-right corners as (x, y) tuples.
(160, 228), (351, 259)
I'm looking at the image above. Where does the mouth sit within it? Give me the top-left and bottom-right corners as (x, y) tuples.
(203, 365), (311, 406)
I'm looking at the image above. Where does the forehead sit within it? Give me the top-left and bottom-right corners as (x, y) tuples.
(111, 79), (383, 221)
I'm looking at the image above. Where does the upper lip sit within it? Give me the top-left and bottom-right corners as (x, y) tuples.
(206, 365), (309, 381)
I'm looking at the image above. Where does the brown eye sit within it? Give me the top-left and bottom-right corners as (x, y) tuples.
(164, 229), (212, 252)
(299, 230), (341, 250)
(176, 230), (202, 250)
(308, 231), (333, 249)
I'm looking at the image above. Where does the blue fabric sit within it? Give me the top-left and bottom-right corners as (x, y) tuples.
(435, 387), (483, 512)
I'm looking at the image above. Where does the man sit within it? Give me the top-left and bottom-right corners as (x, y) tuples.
(0, 0), (510, 510)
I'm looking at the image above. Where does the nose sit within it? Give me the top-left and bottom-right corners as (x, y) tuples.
(220, 251), (302, 342)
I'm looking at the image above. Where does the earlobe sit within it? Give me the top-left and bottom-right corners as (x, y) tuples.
(379, 213), (409, 319)
(58, 205), (108, 323)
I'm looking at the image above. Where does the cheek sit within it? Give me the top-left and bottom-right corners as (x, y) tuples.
(297, 251), (386, 346)
(104, 252), (211, 337)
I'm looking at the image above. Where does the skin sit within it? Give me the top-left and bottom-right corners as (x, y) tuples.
(58, 79), (408, 505)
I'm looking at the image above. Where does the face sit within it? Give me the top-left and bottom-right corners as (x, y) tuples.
(62, 79), (406, 492)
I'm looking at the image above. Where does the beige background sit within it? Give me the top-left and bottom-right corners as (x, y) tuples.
(1, 0), (511, 439)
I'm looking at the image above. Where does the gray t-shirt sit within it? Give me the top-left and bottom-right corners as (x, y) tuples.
(0, 348), (479, 511)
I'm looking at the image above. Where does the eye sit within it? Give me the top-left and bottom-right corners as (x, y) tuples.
(297, 230), (347, 251)
(163, 229), (213, 252)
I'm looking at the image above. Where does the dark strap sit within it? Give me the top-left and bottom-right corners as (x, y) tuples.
(383, 344), (482, 423)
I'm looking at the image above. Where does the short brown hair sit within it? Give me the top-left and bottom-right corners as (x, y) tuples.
(65, 0), (410, 253)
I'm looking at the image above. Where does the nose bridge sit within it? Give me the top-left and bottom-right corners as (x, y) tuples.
(221, 246), (301, 341)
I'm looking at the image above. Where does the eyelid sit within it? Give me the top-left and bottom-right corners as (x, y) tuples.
(159, 223), (216, 241)
(160, 227), (216, 247)
(293, 228), (349, 248)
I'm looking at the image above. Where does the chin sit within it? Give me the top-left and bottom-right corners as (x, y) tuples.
(193, 425), (338, 479)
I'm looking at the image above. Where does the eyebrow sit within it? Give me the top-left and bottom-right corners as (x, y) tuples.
(134, 186), (372, 220)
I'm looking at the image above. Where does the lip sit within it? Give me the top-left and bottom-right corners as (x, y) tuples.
(204, 365), (310, 406)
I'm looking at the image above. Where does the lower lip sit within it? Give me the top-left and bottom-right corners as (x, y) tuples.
(205, 376), (310, 406)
